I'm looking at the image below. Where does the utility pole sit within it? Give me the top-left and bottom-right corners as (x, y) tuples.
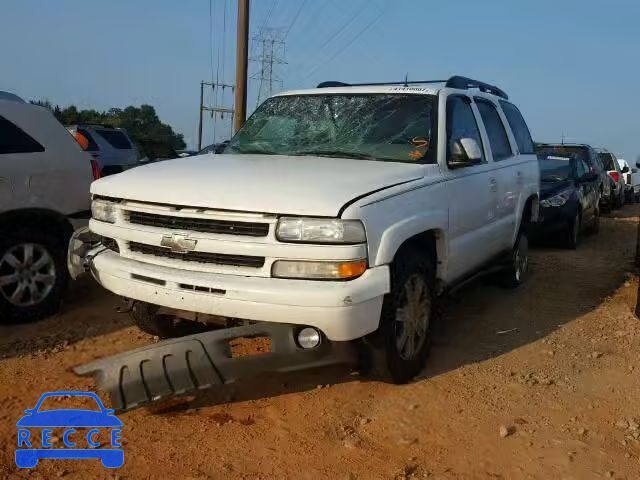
(197, 81), (235, 150)
(251, 29), (286, 108)
(234, 0), (250, 133)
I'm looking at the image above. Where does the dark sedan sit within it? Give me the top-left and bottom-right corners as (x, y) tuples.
(533, 154), (600, 248)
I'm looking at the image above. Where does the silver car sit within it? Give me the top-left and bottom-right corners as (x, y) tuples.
(66, 124), (140, 177)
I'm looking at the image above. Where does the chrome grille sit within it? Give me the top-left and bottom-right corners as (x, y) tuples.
(126, 210), (269, 237)
(128, 242), (265, 268)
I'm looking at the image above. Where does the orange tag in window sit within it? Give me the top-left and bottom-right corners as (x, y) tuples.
(409, 150), (423, 160)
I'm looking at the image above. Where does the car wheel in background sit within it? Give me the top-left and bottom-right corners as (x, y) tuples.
(0, 229), (68, 323)
(367, 248), (435, 384)
(585, 206), (600, 235)
(565, 211), (580, 249)
(500, 231), (529, 288)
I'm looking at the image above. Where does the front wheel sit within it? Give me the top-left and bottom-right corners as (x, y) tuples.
(500, 231), (529, 288)
(565, 211), (580, 249)
(367, 249), (435, 384)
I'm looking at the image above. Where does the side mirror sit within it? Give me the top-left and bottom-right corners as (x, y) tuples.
(448, 138), (483, 169)
(622, 166), (630, 173)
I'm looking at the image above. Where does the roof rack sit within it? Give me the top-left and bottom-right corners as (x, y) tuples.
(316, 75), (508, 100)
(445, 76), (508, 100)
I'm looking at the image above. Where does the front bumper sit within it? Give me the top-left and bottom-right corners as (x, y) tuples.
(74, 322), (357, 412)
(531, 203), (574, 235)
(68, 229), (390, 342)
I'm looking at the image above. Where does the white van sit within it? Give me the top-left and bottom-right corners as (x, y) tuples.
(0, 92), (93, 322)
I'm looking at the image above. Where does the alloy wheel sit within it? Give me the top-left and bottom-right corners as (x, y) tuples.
(0, 243), (56, 307)
(394, 274), (431, 360)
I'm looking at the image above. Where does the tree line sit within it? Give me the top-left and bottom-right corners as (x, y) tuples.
(30, 100), (186, 150)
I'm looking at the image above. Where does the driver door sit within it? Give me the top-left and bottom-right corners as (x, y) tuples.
(443, 95), (500, 283)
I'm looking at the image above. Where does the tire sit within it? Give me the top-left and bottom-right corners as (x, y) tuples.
(129, 301), (213, 338)
(0, 228), (68, 323)
(367, 248), (436, 384)
(565, 211), (580, 249)
(585, 206), (600, 235)
(613, 190), (624, 209)
(500, 231), (529, 288)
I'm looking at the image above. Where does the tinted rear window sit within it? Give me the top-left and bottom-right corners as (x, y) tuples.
(598, 152), (616, 171)
(96, 129), (132, 150)
(0, 115), (45, 154)
(77, 128), (99, 151)
(537, 146), (588, 163)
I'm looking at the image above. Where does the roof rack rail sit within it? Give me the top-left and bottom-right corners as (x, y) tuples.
(317, 80), (447, 88)
(316, 75), (508, 99)
(445, 76), (508, 99)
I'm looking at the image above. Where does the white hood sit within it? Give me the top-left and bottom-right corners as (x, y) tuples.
(91, 154), (424, 217)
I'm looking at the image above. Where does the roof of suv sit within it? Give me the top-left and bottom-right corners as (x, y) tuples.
(277, 75), (509, 101)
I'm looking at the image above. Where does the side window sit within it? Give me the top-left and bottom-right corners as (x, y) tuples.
(446, 96), (485, 167)
(0, 115), (45, 154)
(474, 99), (512, 161)
(500, 101), (534, 154)
(576, 158), (588, 178)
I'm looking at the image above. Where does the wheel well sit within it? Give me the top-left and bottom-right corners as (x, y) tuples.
(393, 230), (439, 267)
(521, 195), (538, 232)
(0, 209), (73, 244)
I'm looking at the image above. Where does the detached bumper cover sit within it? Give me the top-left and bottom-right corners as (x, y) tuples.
(74, 323), (356, 412)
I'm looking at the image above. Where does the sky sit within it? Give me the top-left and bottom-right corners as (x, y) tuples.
(1, 0), (639, 159)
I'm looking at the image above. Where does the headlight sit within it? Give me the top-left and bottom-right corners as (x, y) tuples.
(540, 189), (572, 208)
(91, 199), (117, 223)
(272, 259), (367, 280)
(276, 217), (366, 244)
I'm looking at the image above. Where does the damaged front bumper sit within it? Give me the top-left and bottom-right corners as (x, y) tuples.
(74, 323), (357, 412)
(67, 227), (105, 280)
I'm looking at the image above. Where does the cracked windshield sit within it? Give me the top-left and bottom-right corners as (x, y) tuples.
(227, 94), (434, 162)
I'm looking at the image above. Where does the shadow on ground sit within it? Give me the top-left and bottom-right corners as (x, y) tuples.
(0, 277), (134, 358)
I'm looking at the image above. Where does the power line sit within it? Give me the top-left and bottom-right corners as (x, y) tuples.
(284, 0), (308, 39)
(300, 6), (387, 82)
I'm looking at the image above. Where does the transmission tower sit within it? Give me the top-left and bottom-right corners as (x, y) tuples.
(250, 29), (287, 107)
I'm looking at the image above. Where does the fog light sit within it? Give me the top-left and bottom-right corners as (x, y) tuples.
(297, 327), (321, 349)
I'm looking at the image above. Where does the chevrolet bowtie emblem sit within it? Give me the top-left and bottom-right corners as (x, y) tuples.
(160, 233), (197, 253)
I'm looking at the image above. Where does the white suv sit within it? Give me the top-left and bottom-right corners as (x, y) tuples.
(70, 76), (539, 383)
(0, 93), (93, 322)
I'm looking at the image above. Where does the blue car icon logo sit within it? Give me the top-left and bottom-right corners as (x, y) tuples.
(15, 391), (123, 468)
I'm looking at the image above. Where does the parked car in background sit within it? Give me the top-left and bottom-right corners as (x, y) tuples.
(198, 140), (229, 155)
(66, 124), (140, 177)
(618, 158), (640, 203)
(70, 76), (540, 385)
(137, 140), (179, 163)
(536, 144), (612, 213)
(596, 148), (625, 208)
(0, 92), (93, 322)
(533, 154), (600, 248)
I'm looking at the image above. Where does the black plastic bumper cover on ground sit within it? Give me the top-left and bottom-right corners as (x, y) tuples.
(74, 323), (356, 412)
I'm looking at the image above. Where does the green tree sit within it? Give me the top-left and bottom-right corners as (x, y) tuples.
(30, 99), (186, 150)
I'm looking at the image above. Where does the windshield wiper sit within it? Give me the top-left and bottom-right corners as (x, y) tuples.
(292, 150), (376, 160)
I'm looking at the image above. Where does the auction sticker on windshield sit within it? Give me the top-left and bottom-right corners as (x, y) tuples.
(15, 391), (123, 468)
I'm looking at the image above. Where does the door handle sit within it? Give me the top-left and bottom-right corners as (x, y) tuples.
(489, 177), (498, 192)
